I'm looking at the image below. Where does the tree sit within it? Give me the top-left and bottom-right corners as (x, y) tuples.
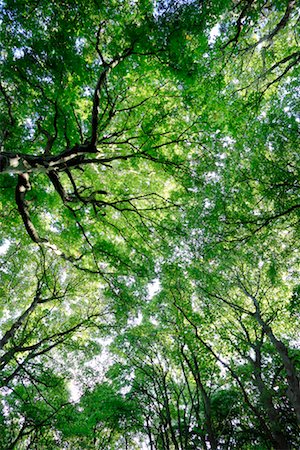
(0, 245), (112, 449)
(1, 0), (300, 448)
(0, 0), (204, 279)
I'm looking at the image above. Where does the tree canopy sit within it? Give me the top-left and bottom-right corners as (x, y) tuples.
(0, 0), (299, 448)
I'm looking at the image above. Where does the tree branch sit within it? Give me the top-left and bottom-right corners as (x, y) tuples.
(15, 174), (46, 244)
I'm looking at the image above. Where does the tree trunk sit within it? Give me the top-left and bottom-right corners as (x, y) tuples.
(263, 323), (300, 424)
(252, 346), (291, 450)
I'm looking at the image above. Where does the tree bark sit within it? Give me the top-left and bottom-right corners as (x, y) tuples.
(0, 143), (96, 175)
(241, 286), (300, 424)
(252, 345), (291, 450)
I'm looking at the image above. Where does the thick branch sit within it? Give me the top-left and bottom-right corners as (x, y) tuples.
(222, 0), (255, 49)
(15, 174), (46, 244)
(91, 44), (135, 145)
(0, 81), (15, 127)
(243, 0), (296, 52)
(0, 283), (42, 350)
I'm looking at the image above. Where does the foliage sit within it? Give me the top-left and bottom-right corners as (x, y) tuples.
(0, 0), (300, 449)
